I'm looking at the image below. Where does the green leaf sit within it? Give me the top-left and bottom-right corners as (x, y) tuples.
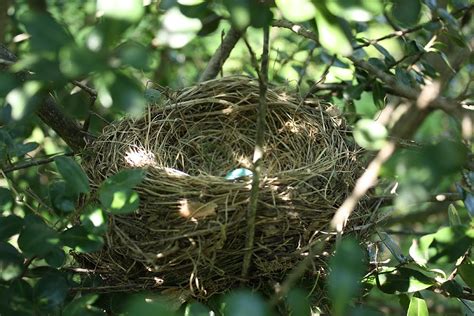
(353, 119), (388, 151)
(34, 273), (69, 311)
(0, 241), (24, 281)
(20, 12), (73, 53)
(63, 294), (106, 316)
(184, 302), (211, 316)
(224, 290), (270, 316)
(440, 280), (463, 298)
(0, 188), (14, 212)
(390, 0), (421, 27)
(81, 204), (108, 234)
(123, 294), (176, 316)
(314, 4), (352, 56)
(61, 225), (104, 253)
(0, 215), (23, 240)
(55, 156), (90, 194)
(8, 142), (39, 157)
(378, 267), (435, 294)
(407, 296), (428, 316)
(45, 248), (66, 268)
(275, 0), (316, 22)
(458, 261), (474, 289)
(96, 0), (144, 23)
(329, 238), (366, 316)
(115, 41), (151, 71)
(5, 81), (42, 121)
(428, 225), (474, 264)
(372, 81), (386, 109)
(223, 0), (272, 29)
(99, 188), (140, 214)
(286, 288), (311, 316)
(8, 279), (34, 314)
(109, 72), (147, 117)
(18, 215), (61, 258)
(448, 204), (462, 226)
(101, 168), (145, 189)
(326, 0), (383, 22)
(99, 169), (144, 214)
(49, 181), (77, 213)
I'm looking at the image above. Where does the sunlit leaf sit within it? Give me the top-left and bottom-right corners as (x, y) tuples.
(448, 204), (462, 226)
(275, 0), (316, 22)
(100, 188), (140, 214)
(97, 0), (144, 23)
(407, 296), (428, 316)
(377, 267), (435, 294)
(428, 225), (474, 264)
(156, 7), (202, 48)
(55, 156), (90, 194)
(6, 81), (42, 121)
(314, 4), (352, 56)
(354, 119), (388, 150)
(81, 204), (108, 234)
(326, 0), (383, 22)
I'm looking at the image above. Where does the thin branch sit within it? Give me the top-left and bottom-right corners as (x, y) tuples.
(199, 27), (243, 82)
(272, 19), (318, 43)
(353, 4), (474, 50)
(241, 25), (270, 279)
(2, 152), (74, 173)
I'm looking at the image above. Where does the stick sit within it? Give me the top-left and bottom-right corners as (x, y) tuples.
(199, 27), (242, 82)
(241, 25), (270, 278)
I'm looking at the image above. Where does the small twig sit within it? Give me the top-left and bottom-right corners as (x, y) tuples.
(242, 35), (260, 74)
(304, 54), (336, 100)
(2, 152), (74, 173)
(384, 229), (435, 236)
(353, 4), (473, 50)
(241, 25), (270, 279)
(71, 80), (97, 97)
(272, 19), (318, 43)
(199, 26), (243, 82)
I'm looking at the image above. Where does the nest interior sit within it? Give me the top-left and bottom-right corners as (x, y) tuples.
(80, 75), (373, 298)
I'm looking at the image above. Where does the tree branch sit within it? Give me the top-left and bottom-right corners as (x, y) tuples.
(199, 26), (243, 82)
(0, 44), (89, 151)
(241, 25), (270, 279)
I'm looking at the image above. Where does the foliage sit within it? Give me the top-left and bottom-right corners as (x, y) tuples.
(0, 0), (472, 315)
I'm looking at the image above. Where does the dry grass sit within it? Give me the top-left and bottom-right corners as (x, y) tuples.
(78, 75), (374, 299)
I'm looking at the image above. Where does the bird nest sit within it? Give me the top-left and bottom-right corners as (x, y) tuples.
(78, 75), (373, 299)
